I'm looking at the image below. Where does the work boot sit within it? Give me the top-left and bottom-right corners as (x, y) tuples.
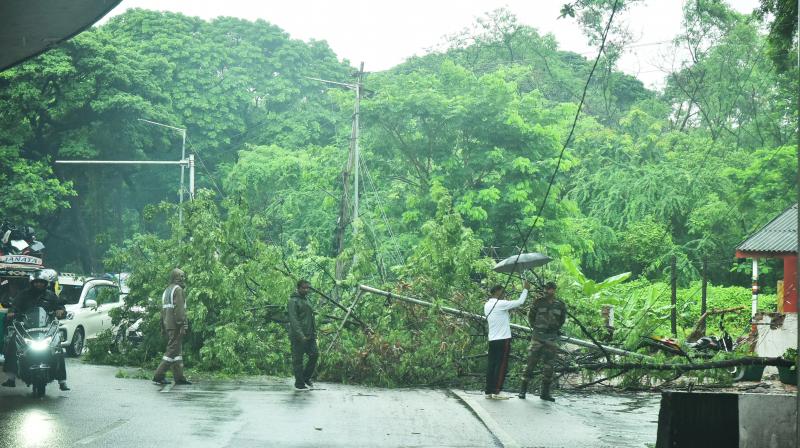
(59, 382), (70, 391)
(1, 379), (15, 387)
(152, 377), (172, 386)
(518, 380), (529, 399)
(172, 362), (186, 381)
(540, 382), (555, 402)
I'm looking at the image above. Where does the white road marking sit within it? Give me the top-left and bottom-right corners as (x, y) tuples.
(450, 389), (520, 448)
(74, 419), (129, 445)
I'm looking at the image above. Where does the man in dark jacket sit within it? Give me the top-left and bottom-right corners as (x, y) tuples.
(287, 279), (317, 391)
(2, 270), (69, 390)
(518, 281), (566, 401)
(152, 268), (191, 385)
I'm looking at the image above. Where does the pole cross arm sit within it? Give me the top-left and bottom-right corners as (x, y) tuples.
(55, 159), (187, 165)
(55, 155), (196, 200)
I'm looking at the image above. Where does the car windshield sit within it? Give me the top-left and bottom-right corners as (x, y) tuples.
(58, 284), (83, 305)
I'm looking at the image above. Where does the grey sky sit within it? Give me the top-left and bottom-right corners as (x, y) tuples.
(104, 0), (761, 90)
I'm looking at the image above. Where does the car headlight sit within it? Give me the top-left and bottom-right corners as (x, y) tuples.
(64, 312), (75, 320)
(25, 337), (53, 351)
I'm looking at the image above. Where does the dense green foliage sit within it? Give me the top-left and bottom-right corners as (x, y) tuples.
(5, 2), (797, 385)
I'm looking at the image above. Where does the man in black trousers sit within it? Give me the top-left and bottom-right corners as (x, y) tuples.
(287, 279), (318, 391)
(483, 279), (529, 399)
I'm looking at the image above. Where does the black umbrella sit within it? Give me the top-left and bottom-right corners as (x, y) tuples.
(492, 252), (552, 274)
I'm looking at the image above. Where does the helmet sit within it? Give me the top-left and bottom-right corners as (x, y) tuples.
(31, 269), (57, 286)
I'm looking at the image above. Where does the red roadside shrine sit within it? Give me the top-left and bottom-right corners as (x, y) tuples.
(735, 203), (797, 358)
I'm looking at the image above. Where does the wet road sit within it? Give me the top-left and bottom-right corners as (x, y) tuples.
(0, 360), (660, 447)
(0, 359), (499, 448)
(454, 390), (660, 448)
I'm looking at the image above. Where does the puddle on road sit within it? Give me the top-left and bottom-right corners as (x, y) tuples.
(560, 392), (660, 447)
(166, 384), (244, 438)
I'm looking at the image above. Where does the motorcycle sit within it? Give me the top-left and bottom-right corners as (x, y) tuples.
(10, 306), (64, 397)
(111, 314), (144, 353)
(685, 316), (735, 356)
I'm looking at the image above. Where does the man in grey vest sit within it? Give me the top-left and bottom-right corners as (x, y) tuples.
(152, 268), (191, 385)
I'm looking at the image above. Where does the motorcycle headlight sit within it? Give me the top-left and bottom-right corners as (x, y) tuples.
(25, 337), (53, 351)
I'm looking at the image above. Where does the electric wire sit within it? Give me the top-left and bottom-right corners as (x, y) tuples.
(488, 0), (622, 324)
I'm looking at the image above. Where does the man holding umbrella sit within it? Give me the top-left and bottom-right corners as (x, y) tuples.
(483, 279), (530, 399)
(488, 252), (553, 400)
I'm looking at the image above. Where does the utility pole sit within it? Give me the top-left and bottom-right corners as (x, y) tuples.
(701, 258), (708, 316)
(306, 62), (365, 298)
(794, 3), (799, 440)
(670, 255), (677, 338)
(353, 61), (363, 233)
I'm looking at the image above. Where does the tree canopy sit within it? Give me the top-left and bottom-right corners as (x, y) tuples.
(1, 3), (796, 385)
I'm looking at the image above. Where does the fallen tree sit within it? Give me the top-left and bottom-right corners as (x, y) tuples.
(358, 284), (794, 382)
(358, 284), (652, 360)
(555, 356), (793, 373)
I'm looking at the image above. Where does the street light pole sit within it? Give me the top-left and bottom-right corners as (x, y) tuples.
(138, 119), (189, 222)
(56, 117), (193, 226)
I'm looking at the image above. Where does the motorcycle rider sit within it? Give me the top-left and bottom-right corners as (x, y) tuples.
(2, 270), (70, 390)
(152, 268), (191, 385)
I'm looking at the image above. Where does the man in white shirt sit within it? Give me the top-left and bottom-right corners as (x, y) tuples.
(484, 279), (530, 399)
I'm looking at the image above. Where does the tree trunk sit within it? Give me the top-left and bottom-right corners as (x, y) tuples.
(556, 356), (792, 374)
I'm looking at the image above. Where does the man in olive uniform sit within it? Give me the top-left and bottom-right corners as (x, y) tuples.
(152, 268), (191, 385)
(287, 279), (317, 391)
(518, 281), (566, 401)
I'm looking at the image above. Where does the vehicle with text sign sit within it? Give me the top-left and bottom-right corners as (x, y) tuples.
(0, 254), (49, 364)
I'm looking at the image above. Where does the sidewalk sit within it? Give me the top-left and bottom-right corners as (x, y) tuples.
(451, 389), (660, 448)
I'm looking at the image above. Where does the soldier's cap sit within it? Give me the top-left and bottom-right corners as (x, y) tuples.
(544, 281), (557, 290)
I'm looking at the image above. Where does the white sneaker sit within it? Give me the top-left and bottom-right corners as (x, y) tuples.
(490, 393), (511, 400)
(485, 393), (494, 399)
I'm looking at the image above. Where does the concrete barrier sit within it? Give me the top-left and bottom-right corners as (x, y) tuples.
(656, 391), (797, 448)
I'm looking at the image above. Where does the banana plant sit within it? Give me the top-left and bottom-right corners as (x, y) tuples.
(562, 257), (631, 303)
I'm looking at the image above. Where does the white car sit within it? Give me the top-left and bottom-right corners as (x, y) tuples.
(56, 274), (125, 356)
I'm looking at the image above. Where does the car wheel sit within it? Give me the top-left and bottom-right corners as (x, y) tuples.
(67, 328), (84, 357)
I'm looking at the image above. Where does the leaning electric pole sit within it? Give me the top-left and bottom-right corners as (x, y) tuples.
(307, 62), (365, 299)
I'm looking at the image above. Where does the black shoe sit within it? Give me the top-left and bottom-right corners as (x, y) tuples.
(518, 391), (526, 399)
(294, 384), (310, 391)
(59, 383), (70, 391)
(540, 394), (555, 402)
(1, 379), (15, 388)
(152, 378), (172, 386)
(175, 379), (192, 385)
(304, 380), (314, 389)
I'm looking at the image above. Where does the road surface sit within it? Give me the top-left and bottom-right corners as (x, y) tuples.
(0, 359), (659, 447)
